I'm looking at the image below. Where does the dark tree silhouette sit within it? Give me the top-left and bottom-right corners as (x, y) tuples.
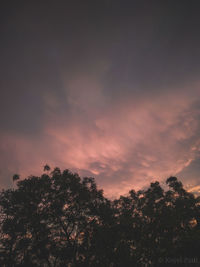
(0, 168), (112, 266)
(0, 170), (200, 266)
(12, 174), (20, 182)
(43, 164), (51, 172)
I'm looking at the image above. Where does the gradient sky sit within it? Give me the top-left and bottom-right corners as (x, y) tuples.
(1, 1), (200, 198)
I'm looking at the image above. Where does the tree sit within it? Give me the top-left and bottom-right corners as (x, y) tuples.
(43, 164), (51, 172)
(112, 178), (200, 266)
(0, 170), (200, 266)
(12, 174), (20, 182)
(0, 168), (112, 266)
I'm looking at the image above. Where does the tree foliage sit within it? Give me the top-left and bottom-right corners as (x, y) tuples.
(0, 169), (200, 266)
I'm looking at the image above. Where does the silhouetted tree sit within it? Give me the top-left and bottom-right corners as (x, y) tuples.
(0, 168), (112, 266)
(43, 164), (51, 172)
(0, 170), (200, 266)
(12, 174), (20, 182)
(112, 177), (200, 266)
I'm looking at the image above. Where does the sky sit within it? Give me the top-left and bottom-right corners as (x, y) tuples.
(1, 1), (200, 198)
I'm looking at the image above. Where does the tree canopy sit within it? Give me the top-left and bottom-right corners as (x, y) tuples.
(0, 167), (200, 266)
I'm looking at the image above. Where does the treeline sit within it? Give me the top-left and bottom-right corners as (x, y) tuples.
(0, 167), (200, 266)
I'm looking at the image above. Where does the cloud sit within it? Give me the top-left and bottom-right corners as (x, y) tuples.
(3, 77), (199, 197)
(1, 56), (200, 198)
(1, 1), (200, 197)
(43, 79), (200, 196)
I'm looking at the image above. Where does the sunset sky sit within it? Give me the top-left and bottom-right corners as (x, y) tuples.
(1, 1), (200, 198)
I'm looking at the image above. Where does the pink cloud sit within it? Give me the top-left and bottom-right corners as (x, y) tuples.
(1, 79), (200, 198)
(41, 83), (200, 197)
